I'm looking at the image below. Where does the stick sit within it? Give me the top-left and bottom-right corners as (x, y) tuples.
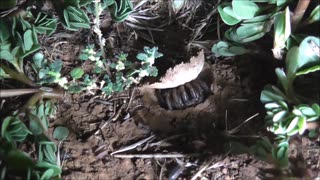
(226, 113), (259, 134)
(191, 157), (215, 180)
(110, 135), (156, 155)
(113, 153), (201, 159)
(126, 88), (136, 111)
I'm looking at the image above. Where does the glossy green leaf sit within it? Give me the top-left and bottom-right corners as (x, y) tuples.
(242, 14), (271, 24)
(63, 6), (90, 31)
(218, 3), (241, 25)
(286, 36), (320, 79)
(40, 169), (54, 180)
(36, 162), (61, 176)
(0, 50), (14, 62)
(306, 5), (320, 24)
(212, 41), (249, 56)
(273, 110), (287, 122)
(265, 102), (281, 110)
(53, 126), (69, 141)
(260, 85), (286, 103)
(273, 7), (291, 51)
(297, 116), (307, 135)
(70, 67), (84, 80)
(276, 145), (287, 160)
(23, 30), (33, 51)
(296, 65), (320, 76)
(287, 128), (299, 136)
(275, 68), (288, 92)
(232, 0), (260, 19)
(285, 116), (298, 133)
(276, 0), (289, 7)
(108, 0), (133, 22)
(299, 106), (316, 116)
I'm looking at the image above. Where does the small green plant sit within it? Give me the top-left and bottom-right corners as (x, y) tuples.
(212, 0), (320, 58)
(212, 0), (320, 168)
(78, 45), (163, 95)
(260, 36), (320, 166)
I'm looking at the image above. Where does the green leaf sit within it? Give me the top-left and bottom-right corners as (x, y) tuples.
(36, 162), (61, 176)
(225, 22), (267, 43)
(53, 126), (69, 141)
(260, 85), (286, 103)
(296, 65), (320, 76)
(306, 5), (320, 24)
(23, 30), (34, 51)
(276, 0), (289, 7)
(297, 116), (307, 135)
(276, 145), (288, 160)
(70, 67), (84, 79)
(275, 68), (288, 92)
(6, 149), (35, 171)
(299, 106), (316, 116)
(40, 169), (54, 180)
(308, 129), (318, 138)
(108, 0), (133, 22)
(273, 7), (291, 51)
(242, 14), (271, 24)
(232, 0), (260, 19)
(285, 116), (298, 133)
(217, 3), (241, 25)
(136, 53), (148, 61)
(212, 41), (249, 56)
(273, 110), (287, 122)
(286, 36), (320, 79)
(0, 19), (10, 41)
(0, 50), (14, 62)
(265, 102), (281, 110)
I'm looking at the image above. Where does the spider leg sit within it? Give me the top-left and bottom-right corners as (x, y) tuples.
(172, 88), (184, 109)
(179, 85), (189, 104)
(197, 79), (210, 92)
(185, 82), (199, 99)
(164, 91), (173, 110)
(191, 80), (204, 98)
(156, 89), (166, 108)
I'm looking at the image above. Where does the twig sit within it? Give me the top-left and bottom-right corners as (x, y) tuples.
(0, 88), (40, 98)
(94, 99), (113, 105)
(226, 113), (259, 135)
(291, 0), (311, 32)
(111, 103), (126, 121)
(113, 153), (201, 159)
(191, 157), (215, 180)
(126, 88), (136, 111)
(110, 135), (156, 155)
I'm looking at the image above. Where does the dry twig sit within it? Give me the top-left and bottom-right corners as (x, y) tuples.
(110, 135), (156, 155)
(113, 153), (200, 159)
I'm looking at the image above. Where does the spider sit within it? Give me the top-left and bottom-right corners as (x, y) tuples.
(156, 78), (210, 110)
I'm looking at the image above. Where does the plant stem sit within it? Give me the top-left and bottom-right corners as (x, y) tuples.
(93, 0), (111, 76)
(0, 88), (40, 98)
(23, 88), (65, 110)
(291, 0), (311, 32)
(0, 63), (37, 87)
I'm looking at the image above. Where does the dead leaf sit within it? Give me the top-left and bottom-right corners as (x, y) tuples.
(145, 50), (204, 89)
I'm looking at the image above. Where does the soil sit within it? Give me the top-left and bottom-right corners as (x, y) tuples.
(1, 1), (320, 179)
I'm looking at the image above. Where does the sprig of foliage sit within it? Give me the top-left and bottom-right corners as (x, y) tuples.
(212, 0), (319, 58)
(77, 45), (163, 95)
(0, 101), (66, 179)
(260, 36), (320, 166)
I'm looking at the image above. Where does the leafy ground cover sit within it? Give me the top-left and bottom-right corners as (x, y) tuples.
(0, 0), (319, 179)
